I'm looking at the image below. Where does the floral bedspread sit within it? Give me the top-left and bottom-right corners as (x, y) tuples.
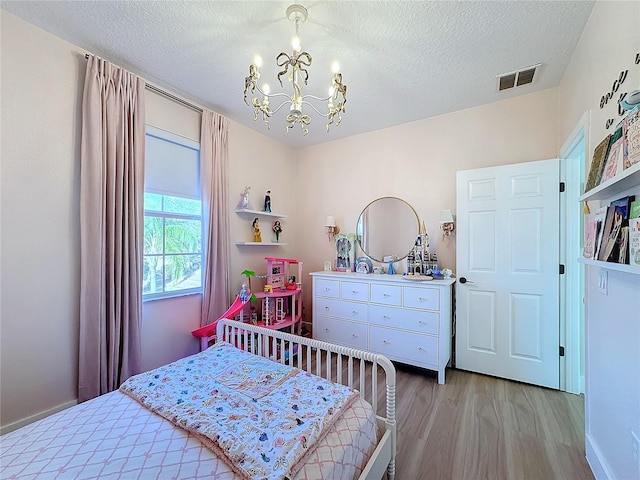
(119, 342), (358, 480)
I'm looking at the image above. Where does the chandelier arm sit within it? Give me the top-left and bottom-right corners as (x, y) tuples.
(299, 101), (329, 117)
(301, 94), (332, 102)
(269, 100), (295, 115)
(255, 89), (291, 100)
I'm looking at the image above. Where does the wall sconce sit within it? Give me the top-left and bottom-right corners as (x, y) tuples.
(324, 216), (340, 241)
(439, 209), (455, 238)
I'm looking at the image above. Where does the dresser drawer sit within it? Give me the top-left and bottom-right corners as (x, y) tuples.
(369, 305), (439, 335)
(341, 281), (369, 302)
(315, 278), (340, 298)
(314, 316), (368, 350)
(370, 283), (402, 306)
(403, 286), (440, 311)
(370, 325), (438, 366)
(314, 297), (368, 322)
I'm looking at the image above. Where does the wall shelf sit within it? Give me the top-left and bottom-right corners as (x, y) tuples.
(578, 257), (639, 274)
(235, 242), (287, 246)
(579, 162), (640, 202)
(235, 208), (287, 219)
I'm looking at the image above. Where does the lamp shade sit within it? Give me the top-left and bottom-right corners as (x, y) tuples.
(439, 209), (454, 223)
(325, 216), (336, 227)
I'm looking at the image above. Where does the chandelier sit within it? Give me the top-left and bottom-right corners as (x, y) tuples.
(243, 4), (347, 135)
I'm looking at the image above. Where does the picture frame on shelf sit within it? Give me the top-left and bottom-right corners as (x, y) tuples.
(323, 260), (332, 271)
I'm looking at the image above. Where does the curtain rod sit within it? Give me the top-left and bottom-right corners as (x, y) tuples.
(84, 53), (204, 113)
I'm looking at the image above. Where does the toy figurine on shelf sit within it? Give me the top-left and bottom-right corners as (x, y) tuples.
(273, 220), (283, 242)
(264, 190), (271, 212)
(252, 217), (262, 242)
(237, 185), (252, 210)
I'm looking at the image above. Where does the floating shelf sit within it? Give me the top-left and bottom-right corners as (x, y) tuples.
(235, 208), (287, 219)
(236, 242), (288, 246)
(578, 257), (640, 275)
(579, 162), (640, 202)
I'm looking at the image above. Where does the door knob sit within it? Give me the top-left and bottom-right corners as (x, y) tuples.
(459, 277), (475, 284)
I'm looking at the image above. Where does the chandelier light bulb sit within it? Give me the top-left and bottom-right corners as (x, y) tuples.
(292, 35), (301, 52)
(328, 86), (335, 97)
(262, 83), (270, 95)
(331, 62), (340, 74)
(254, 55), (263, 68)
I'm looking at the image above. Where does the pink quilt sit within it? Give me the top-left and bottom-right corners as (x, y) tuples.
(119, 342), (359, 479)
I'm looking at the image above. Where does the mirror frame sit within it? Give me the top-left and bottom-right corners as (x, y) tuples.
(356, 196), (420, 263)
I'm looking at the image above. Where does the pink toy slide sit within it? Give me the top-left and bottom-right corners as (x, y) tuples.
(191, 296), (250, 348)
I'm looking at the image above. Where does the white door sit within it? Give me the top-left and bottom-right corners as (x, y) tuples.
(456, 159), (560, 389)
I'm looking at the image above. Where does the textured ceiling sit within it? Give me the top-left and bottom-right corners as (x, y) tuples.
(2, 1), (595, 149)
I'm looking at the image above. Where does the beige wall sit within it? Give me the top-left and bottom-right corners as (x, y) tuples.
(228, 122), (297, 294)
(1, 10), (84, 431)
(294, 89), (558, 309)
(556, 2), (640, 479)
(0, 11), (297, 429)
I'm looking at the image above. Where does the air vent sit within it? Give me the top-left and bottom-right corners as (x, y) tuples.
(497, 64), (541, 91)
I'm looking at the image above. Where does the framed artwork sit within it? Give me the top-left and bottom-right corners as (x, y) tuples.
(335, 233), (356, 271)
(323, 260), (332, 271)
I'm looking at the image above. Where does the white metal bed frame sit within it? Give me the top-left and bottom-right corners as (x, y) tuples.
(216, 319), (397, 480)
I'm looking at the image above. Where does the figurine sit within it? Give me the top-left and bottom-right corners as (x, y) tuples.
(272, 220), (283, 242)
(239, 283), (250, 302)
(252, 217), (262, 242)
(264, 190), (271, 212)
(237, 186), (252, 210)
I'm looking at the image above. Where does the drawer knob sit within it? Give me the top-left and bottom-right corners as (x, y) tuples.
(383, 293), (390, 297)
(419, 297), (427, 301)
(383, 340), (390, 344)
(419, 347), (426, 352)
(325, 328), (329, 332)
(324, 288), (330, 291)
(352, 334), (357, 337)
(418, 321), (425, 325)
(383, 315), (390, 320)
(352, 290), (358, 294)
(325, 306), (330, 310)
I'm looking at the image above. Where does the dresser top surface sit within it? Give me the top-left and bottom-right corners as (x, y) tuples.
(309, 271), (456, 286)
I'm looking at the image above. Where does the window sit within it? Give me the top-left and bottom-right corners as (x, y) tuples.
(143, 127), (202, 299)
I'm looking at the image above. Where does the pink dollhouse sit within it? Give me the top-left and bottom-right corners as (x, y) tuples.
(191, 257), (303, 350)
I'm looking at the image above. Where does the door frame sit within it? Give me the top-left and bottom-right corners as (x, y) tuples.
(558, 111), (589, 394)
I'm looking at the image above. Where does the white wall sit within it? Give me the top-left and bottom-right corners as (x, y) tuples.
(557, 2), (640, 479)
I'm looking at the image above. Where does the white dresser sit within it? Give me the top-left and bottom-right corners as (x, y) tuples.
(310, 271), (455, 384)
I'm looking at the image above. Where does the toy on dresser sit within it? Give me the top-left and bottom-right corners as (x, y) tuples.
(407, 221), (435, 276)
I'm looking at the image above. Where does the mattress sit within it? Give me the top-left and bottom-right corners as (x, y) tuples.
(1, 389), (378, 479)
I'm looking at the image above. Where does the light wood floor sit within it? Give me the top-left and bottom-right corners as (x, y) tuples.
(375, 365), (594, 480)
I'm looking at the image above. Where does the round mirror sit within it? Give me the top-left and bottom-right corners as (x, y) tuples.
(356, 197), (420, 263)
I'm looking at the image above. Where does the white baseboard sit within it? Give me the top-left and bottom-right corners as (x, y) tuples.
(586, 434), (613, 480)
(1, 399), (77, 435)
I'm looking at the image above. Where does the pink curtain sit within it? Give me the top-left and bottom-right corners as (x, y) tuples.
(200, 110), (230, 326)
(79, 56), (145, 402)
